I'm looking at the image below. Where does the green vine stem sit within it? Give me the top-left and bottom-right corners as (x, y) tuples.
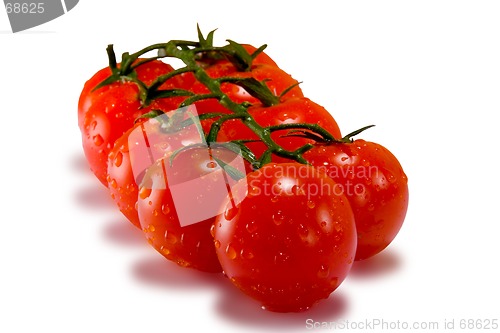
(95, 28), (366, 169)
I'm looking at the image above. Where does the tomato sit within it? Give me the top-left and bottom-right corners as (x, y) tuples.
(217, 97), (342, 160)
(239, 44), (278, 67)
(78, 59), (187, 130)
(190, 62), (304, 115)
(197, 44), (278, 68)
(304, 140), (409, 260)
(107, 107), (207, 228)
(79, 60), (190, 186)
(137, 145), (246, 272)
(212, 163), (357, 312)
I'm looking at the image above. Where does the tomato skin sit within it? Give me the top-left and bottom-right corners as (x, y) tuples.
(197, 44), (278, 68)
(107, 107), (206, 228)
(137, 146), (243, 273)
(78, 59), (185, 130)
(217, 97), (342, 160)
(304, 140), (409, 261)
(191, 62), (304, 116)
(79, 60), (190, 186)
(213, 163), (357, 312)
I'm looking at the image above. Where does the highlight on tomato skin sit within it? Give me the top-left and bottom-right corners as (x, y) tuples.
(304, 140), (409, 261)
(212, 163), (357, 312)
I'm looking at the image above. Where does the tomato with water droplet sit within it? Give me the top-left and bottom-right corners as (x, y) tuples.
(213, 163), (357, 312)
(304, 139), (409, 260)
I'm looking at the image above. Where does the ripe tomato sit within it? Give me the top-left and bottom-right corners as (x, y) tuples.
(107, 107), (207, 229)
(190, 62), (304, 115)
(78, 59), (186, 130)
(197, 44), (278, 68)
(213, 163), (357, 312)
(217, 97), (342, 160)
(304, 140), (409, 260)
(239, 44), (278, 67)
(79, 60), (190, 186)
(137, 145), (246, 272)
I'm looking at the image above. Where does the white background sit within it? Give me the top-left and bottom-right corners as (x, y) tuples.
(1, 1), (499, 332)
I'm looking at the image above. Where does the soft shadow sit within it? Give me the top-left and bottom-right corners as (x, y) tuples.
(74, 184), (115, 210)
(349, 249), (402, 279)
(132, 255), (223, 290)
(215, 281), (349, 331)
(103, 219), (147, 247)
(70, 154), (91, 174)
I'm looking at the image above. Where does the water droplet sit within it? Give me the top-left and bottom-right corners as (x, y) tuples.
(161, 204), (170, 215)
(226, 244), (237, 260)
(160, 246), (171, 256)
(341, 156), (348, 162)
(214, 240), (221, 249)
(139, 187), (152, 199)
(317, 265), (330, 278)
(206, 161), (217, 169)
(307, 200), (316, 209)
(298, 223), (308, 237)
(387, 172), (396, 184)
(367, 203), (375, 211)
(164, 230), (177, 245)
(144, 224), (155, 233)
(210, 224), (216, 237)
(249, 186), (259, 196)
(329, 277), (339, 288)
(246, 221), (258, 233)
(320, 221), (327, 228)
(241, 249), (254, 260)
(114, 151), (123, 167)
(272, 211), (285, 226)
(109, 178), (117, 189)
(271, 196), (279, 203)
(291, 185), (300, 195)
(91, 121), (97, 130)
(224, 206), (238, 220)
(93, 134), (104, 146)
(153, 209), (159, 217)
(115, 112), (124, 119)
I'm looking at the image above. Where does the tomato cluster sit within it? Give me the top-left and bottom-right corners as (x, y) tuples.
(78, 29), (409, 312)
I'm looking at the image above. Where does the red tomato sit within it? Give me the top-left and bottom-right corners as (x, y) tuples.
(190, 62), (304, 115)
(137, 145), (246, 272)
(239, 44), (278, 67)
(197, 44), (278, 68)
(107, 107), (207, 228)
(213, 163), (357, 312)
(217, 97), (342, 160)
(304, 140), (409, 260)
(79, 60), (190, 186)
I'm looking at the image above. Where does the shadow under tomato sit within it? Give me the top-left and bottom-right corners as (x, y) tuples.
(132, 255), (223, 290)
(214, 280), (349, 331)
(103, 219), (147, 248)
(74, 183), (116, 210)
(70, 153), (91, 174)
(349, 248), (402, 279)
